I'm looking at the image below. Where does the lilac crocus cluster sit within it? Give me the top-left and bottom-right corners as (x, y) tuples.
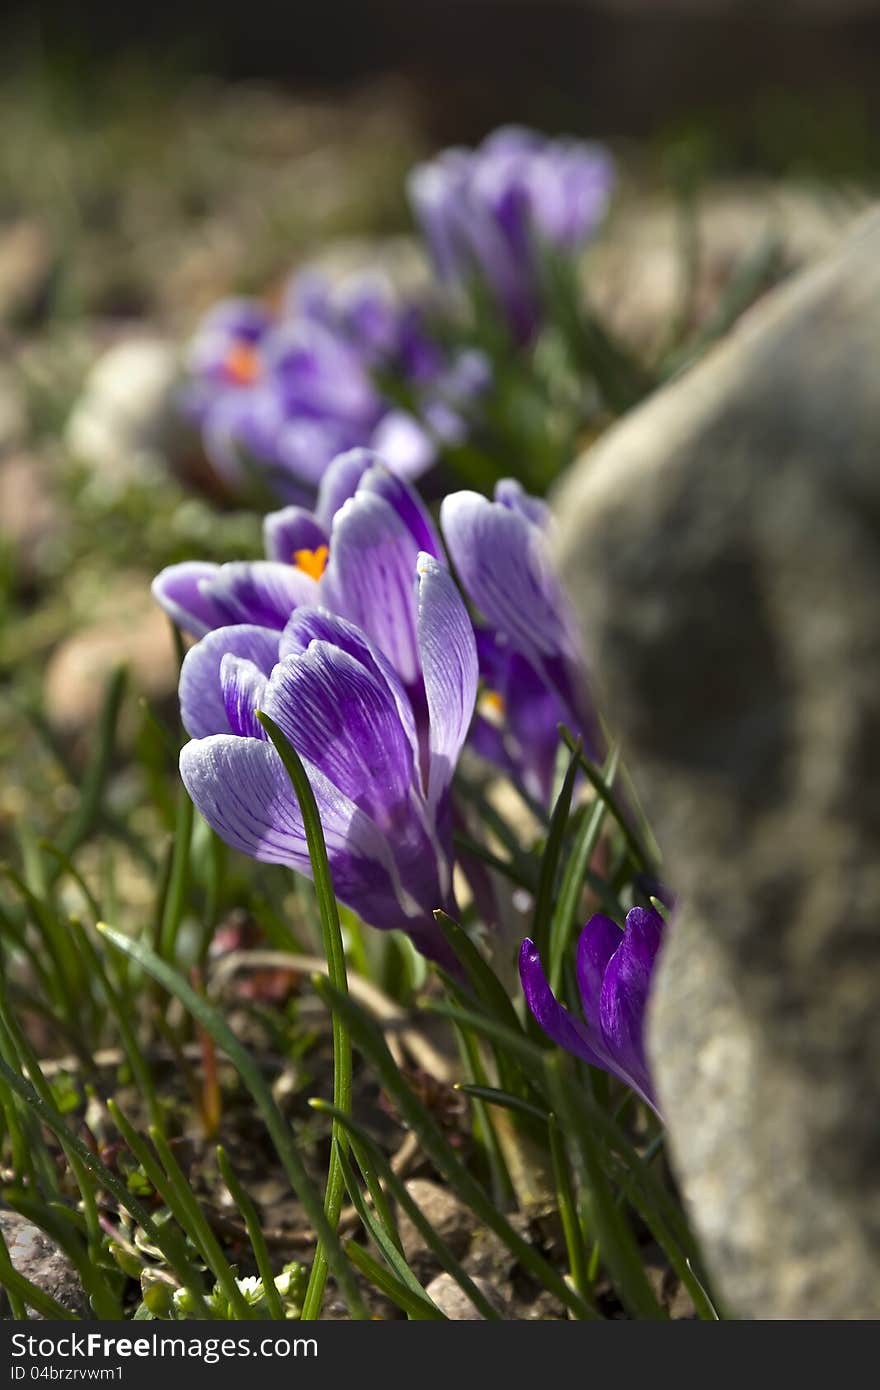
(183, 269), (489, 501)
(441, 478), (601, 800)
(154, 450), (478, 964)
(520, 907), (665, 1113)
(408, 126), (614, 344)
(155, 446), (604, 961)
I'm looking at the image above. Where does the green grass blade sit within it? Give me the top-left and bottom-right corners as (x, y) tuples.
(532, 741), (581, 960)
(147, 1126), (255, 1319)
(454, 1083), (549, 1125)
(97, 922), (367, 1319)
(57, 666), (127, 862)
(332, 1139), (435, 1309)
(559, 728), (654, 874)
(105, 1099), (210, 1315)
(344, 1240), (445, 1320)
(313, 975), (598, 1320)
(157, 788), (194, 962)
(256, 711), (353, 1322)
(311, 1100), (502, 1321)
(548, 743), (620, 992)
(548, 1114), (594, 1313)
(216, 1146), (285, 1321)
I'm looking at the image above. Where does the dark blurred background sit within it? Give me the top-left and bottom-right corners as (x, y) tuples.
(3, 1), (880, 174)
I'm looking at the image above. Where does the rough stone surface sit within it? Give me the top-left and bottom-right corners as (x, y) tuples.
(396, 1180), (473, 1269)
(0, 1211), (90, 1318)
(424, 1272), (506, 1320)
(553, 208), (880, 1319)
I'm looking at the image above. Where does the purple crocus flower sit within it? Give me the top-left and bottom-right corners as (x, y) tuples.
(408, 126), (615, 343)
(519, 907), (665, 1112)
(177, 554), (477, 966)
(181, 269), (489, 499)
(441, 477), (602, 791)
(152, 451), (445, 695)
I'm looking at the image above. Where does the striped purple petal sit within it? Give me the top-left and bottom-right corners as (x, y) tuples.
(320, 490), (422, 686)
(179, 624), (280, 739)
(416, 553), (478, 810)
(152, 562), (227, 637)
(261, 642), (417, 825)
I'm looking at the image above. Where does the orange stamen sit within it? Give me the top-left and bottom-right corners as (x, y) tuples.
(479, 689), (506, 723)
(293, 545), (329, 581)
(224, 342), (261, 386)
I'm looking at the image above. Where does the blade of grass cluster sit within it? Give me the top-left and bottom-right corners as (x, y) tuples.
(0, 1056), (209, 1304)
(560, 727), (654, 874)
(430, 990), (693, 1249)
(216, 1147), (285, 1321)
(97, 923), (367, 1319)
(531, 741), (581, 961)
(40, 841), (102, 921)
(256, 711), (352, 1322)
(429, 992), (700, 1276)
(548, 1114), (594, 1310)
(0, 984), (100, 1246)
(332, 1138), (437, 1314)
(57, 666), (127, 863)
(345, 1240), (445, 1320)
(433, 909), (526, 1100)
(313, 975), (597, 1320)
(454, 777), (539, 866)
(70, 919), (163, 1129)
(343, 1134), (402, 1257)
(548, 744), (620, 992)
(147, 1126), (255, 1319)
(451, 1020), (515, 1205)
(0, 989), (59, 1195)
(312, 1100), (502, 1321)
(545, 1054), (666, 1320)
(105, 1100), (210, 1316)
(2, 865), (84, 1033)
(157, 788), (194, 962)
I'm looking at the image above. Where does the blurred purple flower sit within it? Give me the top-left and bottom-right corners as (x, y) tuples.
(408, 125), (614, 343)
(180, 271), (489, 499)
(519, 906), (665, 1112)
(177, 554), (477, 965)
(441, 477), (601, 795)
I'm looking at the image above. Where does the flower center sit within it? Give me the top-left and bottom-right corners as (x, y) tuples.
(292, 545), (329, 581)
(478, 689), (506, 724)
(224, 342), (261, 385)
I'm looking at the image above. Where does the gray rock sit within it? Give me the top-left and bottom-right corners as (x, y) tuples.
(553, 208), (880, 1318)
(0, 1211), (90, 1318)
(424, 1272), (506, 1320)
(396, 1180), (474, 1267)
